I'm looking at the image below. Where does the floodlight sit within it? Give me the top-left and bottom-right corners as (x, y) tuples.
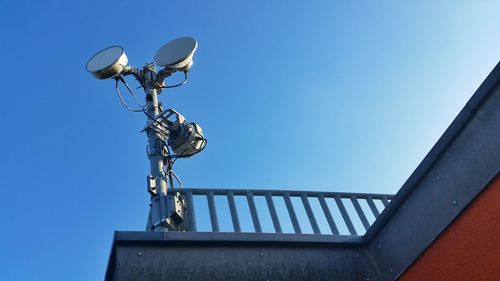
(86, 46), (128, 79)
(154, 37), (198, 71)
(159, 109), (206, 157)
(169, 121), (205, 156)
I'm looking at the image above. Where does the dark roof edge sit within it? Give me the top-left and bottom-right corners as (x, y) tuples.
(104, 234), (117, 281)
(104, 231), (366, 281)
(364, 61), (500, 242)
(112, 230), (365, 245)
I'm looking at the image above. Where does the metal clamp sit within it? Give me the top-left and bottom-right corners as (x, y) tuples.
(147, 175), (157, 196)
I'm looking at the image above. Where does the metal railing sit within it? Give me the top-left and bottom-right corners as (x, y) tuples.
(173, 188), (394, 236)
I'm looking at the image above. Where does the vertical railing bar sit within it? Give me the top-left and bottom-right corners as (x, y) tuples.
(350, 196), (371, 231)
(227, 192), (241, 232)
(366, 196), (380, 218)
(318, 194), (339, 234)
(185, 191), (197, 231)
(284, 193), (302, 234)
(207, 192), (219, 232)
(301, 194), (321, 234)
(265, 193), (282, 233)
(381, 196), (390, 207)
(335, 195), (357, 235)
(246, 192), (262, 233)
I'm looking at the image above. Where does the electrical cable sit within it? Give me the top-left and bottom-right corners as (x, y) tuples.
(117, 78), (168, 132)
(117, 71), (199, 191)
(115, 77), (168, 133)
(142, 106), (169, 130)
(119, 76), (145, 108)
(162, 159), (183, 189)
(141, 72), (189, 127)
(160, 71), (188, 89)
(170, 170), (184, 189)
(114, 70), (196, 193)
(115, 79), (143, 112)
(155, 139), (172, 158)
(150, 126), (168, 139)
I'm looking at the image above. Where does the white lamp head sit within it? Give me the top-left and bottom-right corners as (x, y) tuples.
(86, 46), (128, 79)
(154, 37), (198, 71)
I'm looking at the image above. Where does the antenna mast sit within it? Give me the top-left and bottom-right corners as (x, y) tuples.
(86, 37), (206, 231)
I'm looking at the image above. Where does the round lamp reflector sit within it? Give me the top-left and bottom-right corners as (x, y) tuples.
(154, 37), (197, 71)
(86, 46), (128, 79)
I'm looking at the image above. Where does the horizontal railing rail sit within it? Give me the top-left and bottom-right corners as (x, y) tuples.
(170, 188), (394, 236)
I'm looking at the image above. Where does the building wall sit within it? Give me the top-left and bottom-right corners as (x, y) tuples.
(399, 174), (500, 281)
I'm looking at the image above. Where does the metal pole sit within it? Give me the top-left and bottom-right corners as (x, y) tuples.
(143, 66), (169, 232)
(147, 94), (167, 194)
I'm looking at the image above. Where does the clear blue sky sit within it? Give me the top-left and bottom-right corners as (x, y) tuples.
(1, 1), (499, 280)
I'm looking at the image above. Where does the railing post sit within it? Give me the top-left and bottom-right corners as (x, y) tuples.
(381, 196), (390, 207)
(246, 192), (262, 233)
(301, 194), (320, 234)
(366, 196), (380, 217)
(265, 193), (282, 233)
(351, 196), (370, 231)
(335, 196), (357, 235)
(227, 191), (241, 232)
(284, 193), (302, 234)
(318, 194), (339, 235)
(207, 192), (219, 232)
(185, 190), (197, 231)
